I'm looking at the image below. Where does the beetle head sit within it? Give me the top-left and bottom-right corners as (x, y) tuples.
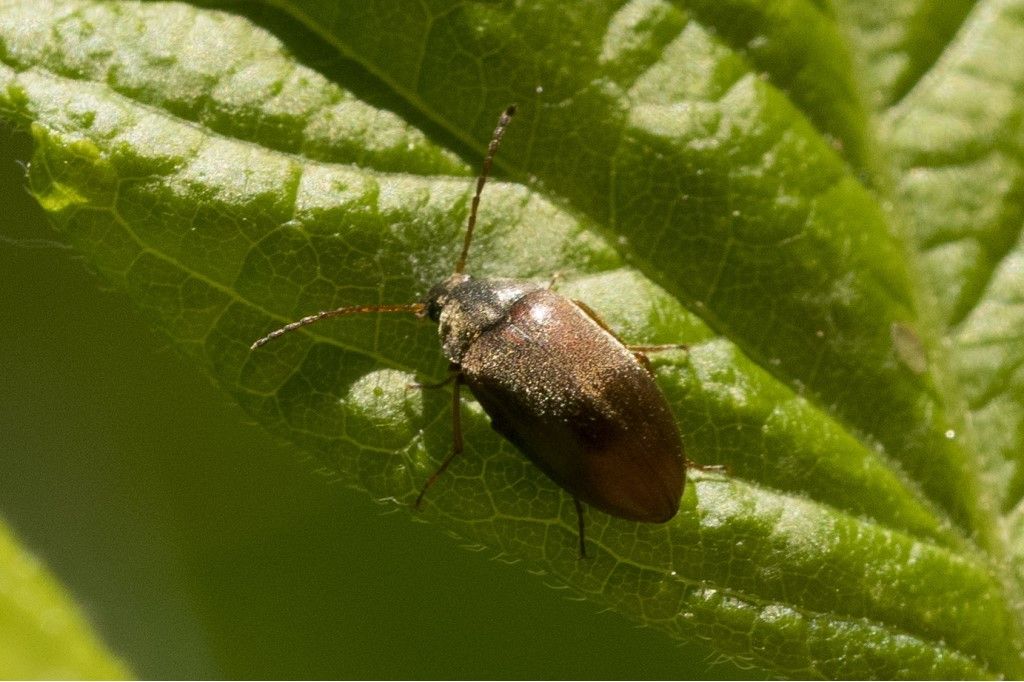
(424, 274), (539, 362)
(423, 273), (472, 322)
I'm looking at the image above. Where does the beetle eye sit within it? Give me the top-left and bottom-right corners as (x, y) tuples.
(425, 297), (443, 321)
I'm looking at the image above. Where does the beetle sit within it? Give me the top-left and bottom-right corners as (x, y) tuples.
(252, 106), (685, 556)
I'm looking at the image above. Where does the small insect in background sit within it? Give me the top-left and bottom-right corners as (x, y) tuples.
(252, 106), (687, 556)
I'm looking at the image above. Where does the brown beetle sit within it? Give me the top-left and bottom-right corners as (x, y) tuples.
(252, 106), (685, 556)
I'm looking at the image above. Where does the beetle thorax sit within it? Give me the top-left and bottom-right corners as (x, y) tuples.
(424, 274), (540, 362)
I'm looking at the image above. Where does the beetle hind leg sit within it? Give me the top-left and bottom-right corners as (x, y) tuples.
(414, 372), (465, 509)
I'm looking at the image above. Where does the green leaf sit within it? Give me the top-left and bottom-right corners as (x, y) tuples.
(0, 0), (1022, 677)
(0, 521), (129, 679)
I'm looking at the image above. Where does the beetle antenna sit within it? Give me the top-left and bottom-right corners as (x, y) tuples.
(454, 104), (517, 274)
(251, 303), (426, 350)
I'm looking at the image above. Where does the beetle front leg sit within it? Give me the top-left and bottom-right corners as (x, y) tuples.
(414, 371), (465, 509)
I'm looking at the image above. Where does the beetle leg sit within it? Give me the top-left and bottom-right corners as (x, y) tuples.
(574, 300), (689, 354)
(571, 299), (620, 337)
(545, 270), (564, 290)
(626, 343), (689, 353)
(631, 350), (655, 374)
(573, 300), (663, 376)
(687, 457), (730, 476)
(414, 372), (464, 509)
(573, 497), (588, 559)
(627, 344), (689, 376)
(407, 363), (461, 390)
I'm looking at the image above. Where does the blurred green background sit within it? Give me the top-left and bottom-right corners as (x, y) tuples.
(0, 126), (755, 678)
